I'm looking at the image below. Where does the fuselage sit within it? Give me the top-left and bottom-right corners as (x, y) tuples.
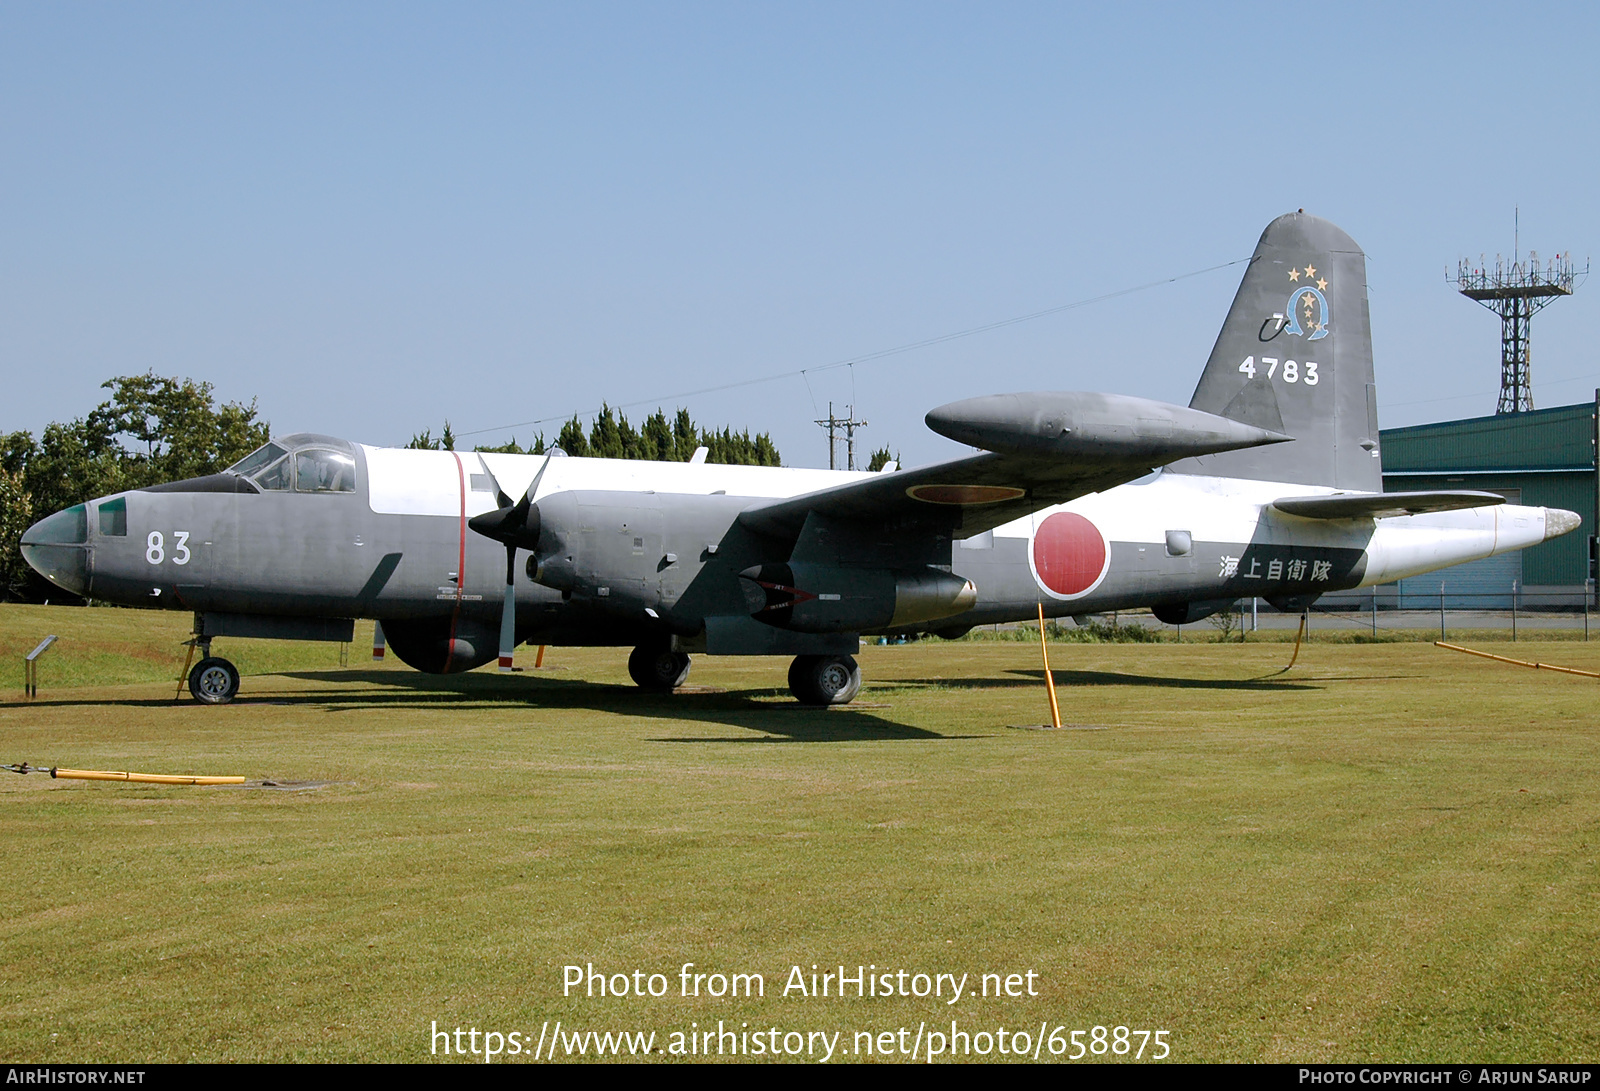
(22, 434), (1564, 664)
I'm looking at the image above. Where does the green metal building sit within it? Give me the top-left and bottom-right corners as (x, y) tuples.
(1379, 397), (1599, 605)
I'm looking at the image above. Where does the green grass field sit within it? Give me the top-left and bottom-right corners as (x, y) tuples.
(2, 603), (1597, 1063)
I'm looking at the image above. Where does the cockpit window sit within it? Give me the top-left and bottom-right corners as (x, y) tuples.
(253, 454), (293, 491)
(294, 449), (356, 493)
(224, 437), (355, 493)
(227, 443), (289, 479)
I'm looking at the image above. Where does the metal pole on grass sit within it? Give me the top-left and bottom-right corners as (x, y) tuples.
(1512, 580), (1518, 641)
(1440, 581), (1446, 641)
(24, 636), (57, 699)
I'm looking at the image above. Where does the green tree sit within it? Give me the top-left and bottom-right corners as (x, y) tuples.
(98, 373), (271, 485)
(639, 411), (672, 461)
(0, 466), (34, 600)
(866, 447), (900, 472)
(556, 416), (590, 457)
(473, 433), (544, 455)
(417, 407), (780, 465)
(672, 408), (698, 461)
(588, 405), (624, 459)
(406, 421), (456, 451)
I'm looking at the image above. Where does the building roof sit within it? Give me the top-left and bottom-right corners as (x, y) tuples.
(1380, 401), (1596, 473)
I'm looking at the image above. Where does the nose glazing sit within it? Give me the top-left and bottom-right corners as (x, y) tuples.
(19, 505), (91, 596)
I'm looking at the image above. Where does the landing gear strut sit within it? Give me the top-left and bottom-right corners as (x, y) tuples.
(788, 654), (861, 706)
(628, 644), (691, 691)
(188, 656), (241, 704)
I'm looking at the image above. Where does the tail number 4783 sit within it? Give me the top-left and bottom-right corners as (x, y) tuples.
(1240, 356), (1318, 385)
(145, 531), (191, 565)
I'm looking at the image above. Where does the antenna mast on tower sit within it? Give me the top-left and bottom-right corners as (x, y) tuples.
(1455, 226), (1581, 414)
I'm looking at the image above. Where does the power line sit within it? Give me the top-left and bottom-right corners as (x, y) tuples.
(458, 256), (1249, 440)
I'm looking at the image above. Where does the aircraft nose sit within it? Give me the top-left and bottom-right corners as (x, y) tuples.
(19, 504), (91, 596)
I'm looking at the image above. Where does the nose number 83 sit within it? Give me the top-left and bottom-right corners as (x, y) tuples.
(145, 531), (192, 566)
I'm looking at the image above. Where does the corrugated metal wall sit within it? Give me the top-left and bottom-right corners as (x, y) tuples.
(1380, 401), (1596, 586)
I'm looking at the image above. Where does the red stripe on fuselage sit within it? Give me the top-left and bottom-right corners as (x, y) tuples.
(443, 452), (467, 673)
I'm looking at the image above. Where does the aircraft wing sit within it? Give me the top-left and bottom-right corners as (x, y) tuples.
(739, 391), (1291, 541)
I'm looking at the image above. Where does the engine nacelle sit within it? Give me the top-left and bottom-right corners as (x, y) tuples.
(528, 489), (753, 617)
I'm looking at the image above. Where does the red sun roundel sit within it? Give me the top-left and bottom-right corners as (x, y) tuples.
(1031, 512), (1108, 598)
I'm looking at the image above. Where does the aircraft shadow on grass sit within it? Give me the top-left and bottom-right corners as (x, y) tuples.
(894, 668), (1324, 691)
(100, 667), (967, 742)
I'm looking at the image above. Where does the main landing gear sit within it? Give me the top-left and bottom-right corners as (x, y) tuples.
(188, 655), (241, 704)
(787, 654), (861, 706)
(628, 643), (692, 691)
(626, 645), (862, 705)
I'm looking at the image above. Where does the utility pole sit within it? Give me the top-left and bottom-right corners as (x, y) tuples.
(814, 402), (868, 469)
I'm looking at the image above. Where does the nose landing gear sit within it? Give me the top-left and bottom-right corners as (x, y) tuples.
(188, 656), (241, 704)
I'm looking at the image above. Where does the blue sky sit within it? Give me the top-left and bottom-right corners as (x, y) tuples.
(3, 2), (1597, 467)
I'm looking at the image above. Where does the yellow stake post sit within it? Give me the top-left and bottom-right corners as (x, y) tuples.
(1037, 604), (1062, 729)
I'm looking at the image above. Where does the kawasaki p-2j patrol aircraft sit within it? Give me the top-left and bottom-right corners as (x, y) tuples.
(21, 213), (1580, 705)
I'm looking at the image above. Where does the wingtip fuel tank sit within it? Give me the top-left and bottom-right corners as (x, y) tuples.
(925, 391), (1291, 464)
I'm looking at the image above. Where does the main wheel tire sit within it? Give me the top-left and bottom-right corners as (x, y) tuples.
(188, 657), (241, 705)
(788, 654), (861, 706)
(627, 645), (691, 690)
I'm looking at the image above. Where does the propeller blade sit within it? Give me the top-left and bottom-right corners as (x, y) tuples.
(470, 452), (558, 673)
(468, 452), (554, 551)
(498, 544), (516, 672)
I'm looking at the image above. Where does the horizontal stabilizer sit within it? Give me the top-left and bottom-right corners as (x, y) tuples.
(1272, 490), (1506, 520)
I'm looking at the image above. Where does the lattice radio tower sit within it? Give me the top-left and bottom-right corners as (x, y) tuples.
(1455, 221), (1582, 414)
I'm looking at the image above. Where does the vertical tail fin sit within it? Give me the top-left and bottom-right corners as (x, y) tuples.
(1168, 211), (1381, 490)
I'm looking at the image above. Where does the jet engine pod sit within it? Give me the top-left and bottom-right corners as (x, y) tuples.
(740, 563), (976, 633)
(1151, 599), (1237, 625)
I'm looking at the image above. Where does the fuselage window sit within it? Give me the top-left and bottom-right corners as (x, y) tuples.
(294, 449), (356, 493)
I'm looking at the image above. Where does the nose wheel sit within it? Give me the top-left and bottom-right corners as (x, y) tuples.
(788, 654), (861, 706)
(188, 657), (241, 704)
(628, 644), (691, 691)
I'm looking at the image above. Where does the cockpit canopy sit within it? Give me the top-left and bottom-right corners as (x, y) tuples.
(226, 433), (357, 493)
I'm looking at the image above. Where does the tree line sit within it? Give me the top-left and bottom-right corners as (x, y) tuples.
(409, 404), (782, 467)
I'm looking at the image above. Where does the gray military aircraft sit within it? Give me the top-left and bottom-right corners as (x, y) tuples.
(20, 212), (1580, 705)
